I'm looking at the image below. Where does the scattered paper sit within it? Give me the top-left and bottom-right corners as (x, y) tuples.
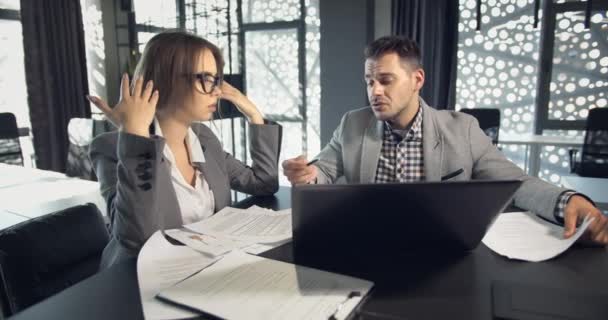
(164, 228), (253, 257)
(185, 206), (292, 244)
(242, 239), (291, 255)
(157, 251), (373, 320)
(482, 212), (594, 262)
(137, 231), (219, 320)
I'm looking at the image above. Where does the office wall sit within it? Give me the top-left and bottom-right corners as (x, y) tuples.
(319, 0), (373, 145)
(374, 0), (391, 39)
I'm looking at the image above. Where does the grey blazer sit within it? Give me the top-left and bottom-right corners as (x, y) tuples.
(314, 99), (568, 222)
(90, 122), (281, 269)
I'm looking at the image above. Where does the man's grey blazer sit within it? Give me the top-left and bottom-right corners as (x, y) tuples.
(314, 99), (568, 222)
(90, 122), (281, 269)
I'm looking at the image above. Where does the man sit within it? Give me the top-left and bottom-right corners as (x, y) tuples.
(283, 35), (607, 245)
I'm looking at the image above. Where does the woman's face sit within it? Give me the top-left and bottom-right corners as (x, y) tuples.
(181, 49), (222, 122)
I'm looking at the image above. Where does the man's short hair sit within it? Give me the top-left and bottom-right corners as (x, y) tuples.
(364, 36), (422, 70)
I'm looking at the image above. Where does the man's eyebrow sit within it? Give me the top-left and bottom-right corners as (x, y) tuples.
(364, 72), (396, 78)
(376, 72), (396, 77)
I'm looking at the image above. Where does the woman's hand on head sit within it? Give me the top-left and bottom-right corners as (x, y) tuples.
(87, 74), (158, 137)
(220, 81), (264, 125)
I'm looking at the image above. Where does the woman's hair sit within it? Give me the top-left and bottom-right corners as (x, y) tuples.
(132, 30), (224, 111)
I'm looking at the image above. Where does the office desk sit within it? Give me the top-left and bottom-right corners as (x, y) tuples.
(561, 175), (608, 212)
(499, 134), (583, 177)
(10, 187), (608, 320)
(0, 164), (106, 228)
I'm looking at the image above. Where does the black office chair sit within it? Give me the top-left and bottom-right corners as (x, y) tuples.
(460, 108), (501, 145)
(569, 108), (608, 178)
(0, 112), (24, 166)
(0, 203), (109, 316)
(65, 118), (115, 181)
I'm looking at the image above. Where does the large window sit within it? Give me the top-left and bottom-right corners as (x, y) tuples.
(0, 1), (34, 167)
(456, 0), (608, 184)
(130, 0), (321, 187)
(81, 0), (107, 105)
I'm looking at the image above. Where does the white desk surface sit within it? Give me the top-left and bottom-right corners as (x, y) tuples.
(0, 164), (106, 229)
(0, 210), (28, 230)
(500, 134), (584, 146)
(561, 175), (608, 205)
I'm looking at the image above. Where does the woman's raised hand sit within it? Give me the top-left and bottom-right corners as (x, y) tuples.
(87, 74), (159, 137)
(220, 81), (264, 125)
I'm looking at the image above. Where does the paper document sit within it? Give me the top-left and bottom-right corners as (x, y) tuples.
(185, 206), (292, 243)
(137, 231), (219, 320)
(164, 228), (253, 257)
(482, 212), (594, 262)
(157, 251), (373, 320)
(242, 239), (291, 255)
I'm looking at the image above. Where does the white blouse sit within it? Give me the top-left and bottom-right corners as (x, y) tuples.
(154, 119), (215, 224)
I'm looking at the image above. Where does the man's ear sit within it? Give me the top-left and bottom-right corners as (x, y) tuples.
(413, 68), (425, 91)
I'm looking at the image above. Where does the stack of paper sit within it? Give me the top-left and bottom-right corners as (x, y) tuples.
(482, 212), (594, 262)
(163, 228), (252, 257)
(185, 205), (292, 243)
(164, 205), (292, 257)
(139, 206), (295, 319)
(157, 250), (374, 320)
(137, 231), (220, 320)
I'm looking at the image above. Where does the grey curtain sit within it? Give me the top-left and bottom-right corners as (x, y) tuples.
(392, 0), (459, 110)
(20, 0), (91, 172)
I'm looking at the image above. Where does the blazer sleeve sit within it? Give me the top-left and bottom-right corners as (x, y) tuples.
(468, 117), (568, 222)
(89, 131), (168, 253)
(314, 113), (347, 184)
(224, 121), (281, 195)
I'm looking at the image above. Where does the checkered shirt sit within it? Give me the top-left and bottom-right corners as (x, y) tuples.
(372, 107), (573, 222)
(374, 108), (424, 183)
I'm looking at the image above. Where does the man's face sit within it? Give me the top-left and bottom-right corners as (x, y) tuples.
(364, 53), (424, 125)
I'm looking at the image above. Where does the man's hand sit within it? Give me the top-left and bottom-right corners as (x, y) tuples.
(563, 195), (608, 245)
(282, 155), (318, 185)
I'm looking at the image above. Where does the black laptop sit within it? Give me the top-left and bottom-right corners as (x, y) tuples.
(291, 180), (522, 260)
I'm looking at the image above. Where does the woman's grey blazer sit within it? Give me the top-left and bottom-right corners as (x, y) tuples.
(89, 122), (281, 269)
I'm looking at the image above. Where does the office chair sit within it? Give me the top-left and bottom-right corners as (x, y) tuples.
(569, 108), (608, 178)
(460, 108), (501, 145)
(0, 203), (109, 316)
(0, 113), (24, 166)
(65, 117), (115, 181)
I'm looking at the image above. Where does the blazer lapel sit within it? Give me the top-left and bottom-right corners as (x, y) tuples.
(360, 117), (384, 183)
(156, 156), (183, 228)
(193, 145), (226, 212)
(421, 101), (444, 181)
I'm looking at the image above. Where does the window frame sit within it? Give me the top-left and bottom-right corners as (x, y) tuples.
(534, 0), (608, 134)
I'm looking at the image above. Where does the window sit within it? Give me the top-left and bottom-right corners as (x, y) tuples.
(241, 0), (321, 186)
(130, 0), (321, 187)
(456, 0), (608, 184)
(0, 1), (34, 166)
(81, 0), (107, 110)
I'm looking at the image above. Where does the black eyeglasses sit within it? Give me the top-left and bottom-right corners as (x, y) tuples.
(190, 72), (221, 94)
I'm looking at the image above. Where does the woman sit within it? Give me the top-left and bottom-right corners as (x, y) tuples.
(87, 31), (281, 268)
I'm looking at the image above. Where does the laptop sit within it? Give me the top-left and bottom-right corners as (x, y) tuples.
(291, 180), (522, 261)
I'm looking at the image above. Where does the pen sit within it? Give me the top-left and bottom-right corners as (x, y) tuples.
(441, 168), (464, 181)
(306, 159), (319, 166)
